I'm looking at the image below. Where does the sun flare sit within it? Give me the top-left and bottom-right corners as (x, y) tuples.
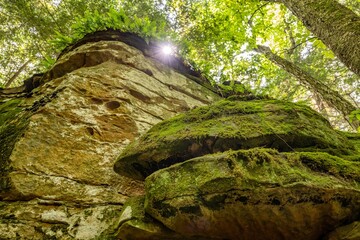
(161, 45), (174, 55)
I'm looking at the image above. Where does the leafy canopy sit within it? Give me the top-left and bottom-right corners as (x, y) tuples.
(0, 0), (359, 130)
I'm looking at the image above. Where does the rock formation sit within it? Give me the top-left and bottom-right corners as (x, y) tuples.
(1, 31), (359, 239)
(115, 98), (360, 239)
(0, 31), (219, 239)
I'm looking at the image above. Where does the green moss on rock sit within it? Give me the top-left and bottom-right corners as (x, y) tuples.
(298, 152), (360, 181)
(340, 131), (360, 161)
(0, 98), (31, 193)
(115, 99), (356, 180)
(144, 148), (360, 240)
(113, 97), (360, 239)
(145, 148), (360, 204)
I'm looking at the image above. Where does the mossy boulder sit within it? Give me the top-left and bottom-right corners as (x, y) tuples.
(114, 98), (356, 180)
(114, 98), (360, 239)
(143, 148), (360, 240)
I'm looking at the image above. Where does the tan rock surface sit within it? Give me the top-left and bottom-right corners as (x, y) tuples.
(0, 36), (220, 239)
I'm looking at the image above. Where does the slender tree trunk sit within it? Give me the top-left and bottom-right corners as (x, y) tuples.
(265, 0), (360, 76)
(255, 45), (357, 120)
(5, 60), (31, 88)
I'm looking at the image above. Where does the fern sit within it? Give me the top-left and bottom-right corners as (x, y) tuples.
(50, 8), (169, 54)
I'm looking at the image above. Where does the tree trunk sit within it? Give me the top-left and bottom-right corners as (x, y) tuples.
(255, 45), (357, 120)
(265, 0), (360, 76)
(5, 59), (31, 88)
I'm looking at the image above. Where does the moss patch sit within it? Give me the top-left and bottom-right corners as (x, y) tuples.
(340, 131), (360, 161)
(145, 148), (360, 206)
(0, 98), (31, 193)
(144, 148), (360, 239)
(115, 99), (356, 180)
(298, 152), (360, 181)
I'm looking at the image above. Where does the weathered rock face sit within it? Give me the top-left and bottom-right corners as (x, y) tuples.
(0, 31), (220, 239)
(115, 98), (360, 240)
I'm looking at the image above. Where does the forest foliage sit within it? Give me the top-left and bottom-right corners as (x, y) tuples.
(0, 0), (359, 130)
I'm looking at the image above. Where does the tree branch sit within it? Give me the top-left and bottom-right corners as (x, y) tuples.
(5, 59), (31, 88)
(283, 19), (296, 55)
(38, 0), (65, 34)
(254, 45), (357, 123)
(247, 3), (270, 27)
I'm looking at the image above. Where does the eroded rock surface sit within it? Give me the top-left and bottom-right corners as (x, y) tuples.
(115, 98), (360, 240)
(0, 31), (220, 239)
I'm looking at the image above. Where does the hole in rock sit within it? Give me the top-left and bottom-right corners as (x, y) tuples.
(105, 101), (121, 110)
(86, 127), (94, 135)
(78, 88), (87, 93)
(143, 69), (153, 76)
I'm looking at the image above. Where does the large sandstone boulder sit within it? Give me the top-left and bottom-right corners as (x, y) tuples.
(0, 31), (220, 239)
(115, 98), (360, 240)
(114, 98), (357, 180)
(144, 149), (360, 240)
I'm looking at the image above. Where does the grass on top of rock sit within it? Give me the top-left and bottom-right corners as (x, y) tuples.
(49, 8), (169, 65)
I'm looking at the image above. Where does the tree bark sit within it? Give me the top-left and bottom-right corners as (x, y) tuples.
(255, 45), (357, 119)
(265, 0), (360, 76)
